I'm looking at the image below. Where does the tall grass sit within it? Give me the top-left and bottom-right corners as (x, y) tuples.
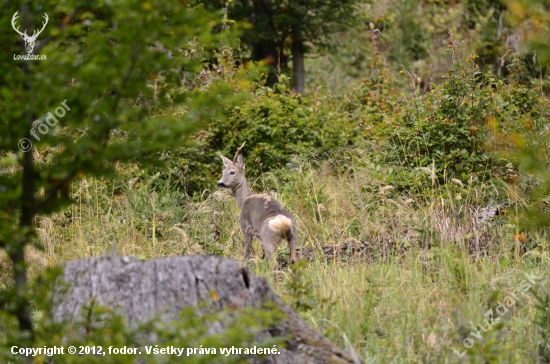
(1, 153), (548, 363)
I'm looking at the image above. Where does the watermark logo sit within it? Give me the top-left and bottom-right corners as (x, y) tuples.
(19, 100), (70, 152)
(451, 271), (545, 358)
(12, 11), (48, 61)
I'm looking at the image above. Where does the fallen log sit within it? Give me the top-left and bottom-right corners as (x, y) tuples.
(52, 255), (360, 363)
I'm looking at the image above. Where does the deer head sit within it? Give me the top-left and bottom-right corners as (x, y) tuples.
(217, 142), (247, 191)
(12, 11), (49, 54)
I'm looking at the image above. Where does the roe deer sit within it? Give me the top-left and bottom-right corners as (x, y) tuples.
(217, 143), (297, 268)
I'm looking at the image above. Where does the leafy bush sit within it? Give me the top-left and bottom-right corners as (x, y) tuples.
(378, 52), (548, 192)
(151, 78), (361, 194)
(382, 56), (493, 184)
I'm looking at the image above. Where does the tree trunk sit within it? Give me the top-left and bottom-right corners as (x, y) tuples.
(291, 26), (305, 95)
(13, 146), (34, 338)
(252, 0), (284, 87)
(52, 255), (360, 364)
(14, 6), (37, 340)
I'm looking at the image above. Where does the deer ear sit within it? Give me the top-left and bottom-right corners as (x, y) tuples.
(220, 154), (232, 167)
(236, 154), (245, 170)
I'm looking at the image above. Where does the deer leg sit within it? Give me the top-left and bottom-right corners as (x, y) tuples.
(261, 238), (274, 261)
(260, 224), (280, 270)
(243, 232), (252, 263)
(288, 227), (298, 265)
(261, 239), (279, 270)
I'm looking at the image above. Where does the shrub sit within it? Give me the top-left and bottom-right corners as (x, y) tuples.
(382, 56), (493, 185)
(149, 78), (361, 194)
(379, 52), (548, 192)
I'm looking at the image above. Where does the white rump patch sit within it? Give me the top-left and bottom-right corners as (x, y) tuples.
(267, 215), (291, 233)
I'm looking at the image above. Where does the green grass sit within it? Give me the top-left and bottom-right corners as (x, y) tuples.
(270, 252), (546, 363)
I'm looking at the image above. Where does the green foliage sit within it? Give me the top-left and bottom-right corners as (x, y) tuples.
(378, 52), (548, 191)
(384, 0), (429, 66)
(508, 0), (550, 67)
(381, 59), (493, 187)
(213, 86), (359, 180)
(154, 80), (360, 193)
(0, 0), (232, 345)
(347, 56), (399, 127)
(282, 261), (320, 313)
(515, 142), (550, 231)
(466, 0), (508, 74)
(197, 0), (366, 86)
(532, 284), (550, 363)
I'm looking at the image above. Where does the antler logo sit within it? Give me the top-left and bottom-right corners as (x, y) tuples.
(11, 11), (49, 54)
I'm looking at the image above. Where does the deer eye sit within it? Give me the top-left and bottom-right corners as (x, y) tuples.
(230, 171), (236, 175)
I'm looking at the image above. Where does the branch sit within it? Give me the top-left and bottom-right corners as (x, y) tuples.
(111, 44), (140, 113)
(36, 171), (76, 213)
(34, 9), (78, 54)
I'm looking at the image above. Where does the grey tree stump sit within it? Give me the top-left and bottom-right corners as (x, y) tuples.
(52, 255), (359, 363)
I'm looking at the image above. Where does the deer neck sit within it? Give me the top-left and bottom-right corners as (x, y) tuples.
(232, 179), (252, 209)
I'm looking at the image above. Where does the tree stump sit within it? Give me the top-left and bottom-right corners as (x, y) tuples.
(52, 255), (360, 363)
